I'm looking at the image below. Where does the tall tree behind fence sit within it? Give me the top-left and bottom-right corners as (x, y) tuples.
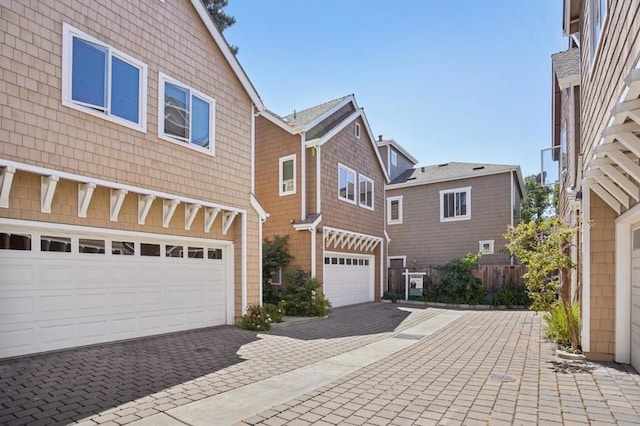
(387, 265), (527, 295)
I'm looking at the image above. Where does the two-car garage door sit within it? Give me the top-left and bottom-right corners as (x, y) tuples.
(0, 223), (231, 359)
(323, 252), (374, 307)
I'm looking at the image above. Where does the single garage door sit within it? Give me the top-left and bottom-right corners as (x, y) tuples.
(323, 252), (374, 307)
(632, 227), (640, 372)
(0, 224), (231, 359)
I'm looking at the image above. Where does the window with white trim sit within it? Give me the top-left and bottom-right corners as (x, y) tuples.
(589, 0), (607, 62)
(390, 150), (398, 167)
(62, 23), (147, 131)
(279, 155), (296, 196)
(359, 174), (374, 210)
(387, 196), (403, 224)
(479, 240), (494, 255)
(355, 122), (361, 138)
(440, 187), (471, 221)
(338, 164), (356, 204)
(159, 73), (216, 154)
(270, 268), (282, 285)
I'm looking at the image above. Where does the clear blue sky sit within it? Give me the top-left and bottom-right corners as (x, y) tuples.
(224, 1), (567, 177)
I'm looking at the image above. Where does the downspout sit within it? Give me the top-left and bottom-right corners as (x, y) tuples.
(241, 212), (248, 315)
(581, 182), (590, 353)
(310, 226), (316, 277)
(316, 144), (322, 213)
(510, 171), (514, 266)
(251, 105), (256, 194)
(301, 133), (306, 220)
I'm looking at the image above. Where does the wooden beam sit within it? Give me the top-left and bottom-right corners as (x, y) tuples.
(204, 207), (220, 233)
(163, 199), (180, 228)
(588, 170), (630, 209)
(614, 132), (640, 159)
(138, 194), (155, 225)
(185, 203), (201, 230)
(109, 188), (128, 221)
(41, 175), (59, 213)
(0, 166), (16, 208)
(77, 182), (96, 218)
(325, 231), (338, 247)
(587, 180), (622, 215)
(222, 211), (238, 235)
(591, 163), (640, 201)
(605, 149), (640, 183)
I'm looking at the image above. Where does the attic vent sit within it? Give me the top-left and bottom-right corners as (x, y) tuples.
(406, 177), (417, 180)
(438, 163), (449, 167)
(421, 167), (425, 173)
(472, 166), (485, 171)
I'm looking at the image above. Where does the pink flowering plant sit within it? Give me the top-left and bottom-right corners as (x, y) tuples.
(238, 305), (272, 331)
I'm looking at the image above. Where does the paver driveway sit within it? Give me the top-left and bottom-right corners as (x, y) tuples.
(0, 303), (638, 425)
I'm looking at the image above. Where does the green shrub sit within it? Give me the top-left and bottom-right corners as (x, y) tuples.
(283, 269), (332, 316)
(488, 288), (531, 307)
(544, 301), (580, 350)
(438, 253), (484, 304)
(382, 291), (398, 303)
(238, 305), (272, 331)
(263, 301), (287, 323)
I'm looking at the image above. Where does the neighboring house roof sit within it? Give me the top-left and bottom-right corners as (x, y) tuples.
(282, 95), (354, 129)
(376, 138), (419, 165)
(189, 0), (263, 110)
(552, 48), (580, 90)
(387, 161), (524, 195)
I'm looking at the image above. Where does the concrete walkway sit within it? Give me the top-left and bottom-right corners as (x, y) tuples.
(129, 310), (466, 426)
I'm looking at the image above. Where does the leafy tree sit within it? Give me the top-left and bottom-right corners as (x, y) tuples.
(262, 235), (293, 303)
(203, 0), (239, 54)
(519, 174), (555, 223)
(505, 218), (579, 351)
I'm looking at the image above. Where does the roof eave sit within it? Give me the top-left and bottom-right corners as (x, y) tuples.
(302, 95), (357, 132)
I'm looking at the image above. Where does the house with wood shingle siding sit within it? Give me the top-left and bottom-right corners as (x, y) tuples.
(256, 95), (389, 307)
(559, 0), (640, 369)
(385, 162), (523, 268)
(0, 0), (266, 359)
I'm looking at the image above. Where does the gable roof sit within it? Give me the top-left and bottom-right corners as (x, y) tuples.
(259, 95), (357, 133)
(376, 139), (419, 165)
(189, 0), (264, 110)
(388, 161), (523, 193)
(552, 48), (580, 90)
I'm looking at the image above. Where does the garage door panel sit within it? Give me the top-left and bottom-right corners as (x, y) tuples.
(324, 254), (374, 308)
(0, 225), (231, 359)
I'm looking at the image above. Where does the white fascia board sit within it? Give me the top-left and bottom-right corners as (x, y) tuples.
(385, 168), (518, 190)
(0, 158), (246, 215)
(292, 214), (322, 231)
(259, 110), (302, 133)
(557, 74), (580, 91)
(323, 225), (383, 242)
(302, 95), (357, 132)
(189, 0), (264, 111)
(250, 193), (269, 221)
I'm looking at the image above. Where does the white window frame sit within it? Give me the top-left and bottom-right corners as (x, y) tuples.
(387, 195), (403, 225)
(158, 72), (216, 156)
(61, 23), (148, 132)
(359, 174), (374, 211)
(355, 122), (361, 139)
(589, 0), (608, 69)
(270, 267), (282, 285)
(479, 240), (494, 255)
(390, 150), (398, 167)
(279, 155), (296, 196)
(440, 186), (471, 222)
(338, 163), (357, 204)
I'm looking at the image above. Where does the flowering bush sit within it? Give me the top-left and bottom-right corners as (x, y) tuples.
(263, 301), (287, 323)
(238, 305), (272, 331)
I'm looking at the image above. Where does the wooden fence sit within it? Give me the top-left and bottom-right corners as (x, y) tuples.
(387, 265), (526, 295)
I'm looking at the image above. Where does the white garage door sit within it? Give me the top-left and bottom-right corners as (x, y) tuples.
(0, 224), (231, 359)
(323, 253), (374, 307)
(631, 227), (640, 372)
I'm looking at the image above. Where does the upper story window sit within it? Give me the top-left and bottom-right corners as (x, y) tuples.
(590, 0), (607, 63)
(359, 175), (374, 210)
(390, 150), (398, 167)
(560, 126), (568, 172)
(62, 23), (147, 131)
(387, 196), (403, 225)
(440, 187), (471, 222)
(159, 73), (216, 155)
(279, 155), (296, 196)
(338, 164), (356, 204)
(355, 122), (361, 138)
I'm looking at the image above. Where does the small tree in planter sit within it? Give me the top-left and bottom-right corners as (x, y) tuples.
(262, 235), (293, 304)
(505, 218), (579, 351)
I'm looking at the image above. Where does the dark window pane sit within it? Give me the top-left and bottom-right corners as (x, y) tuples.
(191, 95), (210, 147)
(111, 57), (139, 123)
(166, 245), (183, 258)
(208, 248), (223, 259)
(324, 257), (330, 264)
(41, 236), (71, 252)
(79, 238), (105, 254)
(390, 200), (399, 220)
(141, 243), (160, 257)
(331, 257), (338, 265)
(0, 233), (31, 250)
(112, 241), (135, 255)
(71, 37), (107, 109)
(188, 247), (204, 258)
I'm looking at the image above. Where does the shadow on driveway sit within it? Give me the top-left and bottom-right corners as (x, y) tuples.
(0, 326), (259, 425)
